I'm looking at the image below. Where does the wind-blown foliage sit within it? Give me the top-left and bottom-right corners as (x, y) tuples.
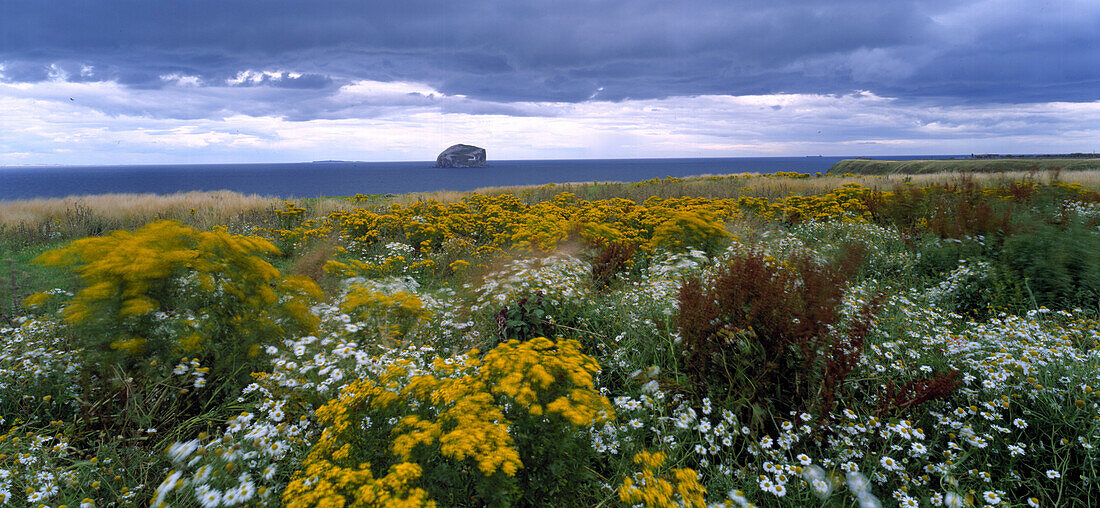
(30, 220), (321, 383)
(0, 173), (1098, 507)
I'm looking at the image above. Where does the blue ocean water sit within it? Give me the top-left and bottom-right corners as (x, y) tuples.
(0, 156), (961, 201)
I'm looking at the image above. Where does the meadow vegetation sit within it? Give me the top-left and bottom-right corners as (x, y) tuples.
(0, 170), (1098, 507)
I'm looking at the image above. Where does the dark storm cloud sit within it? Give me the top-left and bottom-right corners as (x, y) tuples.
(1, 0), (1097, 119)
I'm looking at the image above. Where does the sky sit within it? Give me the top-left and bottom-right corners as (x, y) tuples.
(1, 0), (1098, 165)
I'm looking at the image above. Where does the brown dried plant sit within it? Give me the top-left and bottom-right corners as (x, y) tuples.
(590, 241), (638, 291)
(874, 370), (961, 417)
(677, 244), (871, 429)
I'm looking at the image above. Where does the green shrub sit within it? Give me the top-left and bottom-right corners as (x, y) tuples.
(1001, 219), (1100, 312)
(494, 292), (556, 343)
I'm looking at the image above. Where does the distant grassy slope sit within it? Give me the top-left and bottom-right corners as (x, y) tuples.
(827, 158), (1100, 175)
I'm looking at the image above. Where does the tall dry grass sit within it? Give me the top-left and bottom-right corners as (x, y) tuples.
(307, 197), (361, 216)
(0, 191), (284, 245)
(396, 170), (1100, 205)
(0, 191), (279, 227)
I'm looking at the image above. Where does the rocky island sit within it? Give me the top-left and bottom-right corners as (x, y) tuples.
(435, 144), (488, 168)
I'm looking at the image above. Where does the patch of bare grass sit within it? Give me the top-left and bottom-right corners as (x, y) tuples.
(0, 191), (283, 245)
(1, 191), (277, 226)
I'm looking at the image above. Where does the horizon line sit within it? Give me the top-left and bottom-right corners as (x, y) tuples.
(0, 153), (994, 169)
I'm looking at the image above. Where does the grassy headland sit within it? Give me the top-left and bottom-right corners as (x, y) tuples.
(828, 157), (1100, 175)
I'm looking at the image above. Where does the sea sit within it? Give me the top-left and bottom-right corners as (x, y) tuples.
(0, 156), (962, 201)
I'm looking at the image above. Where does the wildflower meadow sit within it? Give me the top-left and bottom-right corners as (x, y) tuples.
(0, 171), (1097, 507)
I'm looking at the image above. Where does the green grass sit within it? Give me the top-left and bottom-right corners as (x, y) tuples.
(0, 240), (73, 323)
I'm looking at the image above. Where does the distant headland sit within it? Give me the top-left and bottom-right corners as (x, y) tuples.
(828, 155), (1100, 175)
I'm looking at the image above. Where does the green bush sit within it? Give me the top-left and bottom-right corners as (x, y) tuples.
(494, 292), (556, 343)
(1001, 219), (1100, 311)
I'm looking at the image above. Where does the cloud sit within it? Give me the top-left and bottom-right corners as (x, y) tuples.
(0, 0), (1096, 108)
(225, 70), (333, 89)
(0, 1), (1097, 164)
(160, 74), (204, 87)
(2, 77), (1097, 166)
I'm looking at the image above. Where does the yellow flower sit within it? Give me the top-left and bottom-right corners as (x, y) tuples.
(21, 292), (50, 308)
(619, 451), (706, 508)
